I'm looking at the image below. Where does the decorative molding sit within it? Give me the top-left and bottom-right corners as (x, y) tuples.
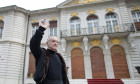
(105, 8), (114, 12)
(0, 16), (4, 20)
(71, 12), (79, 16)
(75, 0), (102, 5)
(133, 6), (140, 11)
(111, 38), (121, 44)
(32, 19), (38, 23)
(83, 36), (88, 52)
(72, 41), (81, 47)
(50, 17), (56, 21)
(87, 10), (96, 14)
(102, 35), (109, 49)
(128, 33), (136, 49)
(91, 40), (101, 46)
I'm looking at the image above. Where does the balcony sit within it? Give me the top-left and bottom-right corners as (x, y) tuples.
(60, 23), (135, 38)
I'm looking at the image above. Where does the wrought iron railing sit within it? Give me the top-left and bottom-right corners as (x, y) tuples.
(60, 23), (135, 37)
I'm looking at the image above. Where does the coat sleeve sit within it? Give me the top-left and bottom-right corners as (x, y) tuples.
(30, 26), (46, 60)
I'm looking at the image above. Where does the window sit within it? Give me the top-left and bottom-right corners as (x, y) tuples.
(131, 11), (140, 22)
(105, 13), (119, 33)
(49, 21), (57, 36)
(87, 15), (99, 34)
(70, 17), (81, 36)
(0, 20), (4, 39)
(32, 23), (39, 36)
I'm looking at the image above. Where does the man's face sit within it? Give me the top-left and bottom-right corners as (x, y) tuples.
(46, 37), (58, 51)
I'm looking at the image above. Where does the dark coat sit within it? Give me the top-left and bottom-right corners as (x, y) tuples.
(30, 26), (69, 84)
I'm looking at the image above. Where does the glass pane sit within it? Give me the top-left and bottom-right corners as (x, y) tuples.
(76, 24), (80, 35)
(70, 19), (80, 23)
(0, 28), (2, 38)
(112, 20), (118, 25)
(106, 21), (111, 26)
(137, 11), (140, 17)
(105, 15), (110, 19)
(111, 14), (116, 18)
(54, 28), (57, 36)
(132, 12), (136, 18)
(134, 19), (137, 22)
(106, 21), (112, 32)
(88, 23), (93, 34)
(71, 25), (75, 35)
(32, 30), (36, 36)
(50, 29), (53, 36)
(94, 22), (99, 33)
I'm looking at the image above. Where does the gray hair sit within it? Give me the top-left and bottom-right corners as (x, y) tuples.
(47, 36), (57, 42)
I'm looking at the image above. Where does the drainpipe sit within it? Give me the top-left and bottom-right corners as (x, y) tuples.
(22, 10), (30, 84)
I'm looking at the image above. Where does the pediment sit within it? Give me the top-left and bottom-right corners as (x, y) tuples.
(57, 0), (114, 8)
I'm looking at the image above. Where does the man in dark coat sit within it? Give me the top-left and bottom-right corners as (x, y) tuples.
(30, 19), (69, 84)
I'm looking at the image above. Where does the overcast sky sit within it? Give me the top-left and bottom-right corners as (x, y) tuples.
(0, 0), (66, 10)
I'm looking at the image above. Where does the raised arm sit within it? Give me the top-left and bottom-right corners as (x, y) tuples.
(30, 19), (49, 59)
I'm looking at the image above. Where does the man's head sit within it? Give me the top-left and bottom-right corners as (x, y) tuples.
(46, 36), (58, 51)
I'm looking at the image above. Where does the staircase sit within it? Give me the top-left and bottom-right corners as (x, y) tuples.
(87, 79), (124, 84)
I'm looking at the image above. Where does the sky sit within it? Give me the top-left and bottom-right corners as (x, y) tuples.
(0, 0), (66, 10)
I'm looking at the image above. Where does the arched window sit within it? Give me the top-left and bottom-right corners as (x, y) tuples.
(132, 11), (140, 31)
(0, 20), (4, 39)
(105, 13), (119, 33)
(87, 15), (99, 34)
(131, 11), (140, 22)
(70, 17), (81, 36)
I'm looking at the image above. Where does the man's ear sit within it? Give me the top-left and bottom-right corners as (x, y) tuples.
(46, 42), (48, 45)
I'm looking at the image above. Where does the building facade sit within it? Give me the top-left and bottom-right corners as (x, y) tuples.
(0, 0), (140, 84)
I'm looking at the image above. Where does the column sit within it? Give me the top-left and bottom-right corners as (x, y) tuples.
(83, 36), (92, 79)
(102, 35), (115, 78)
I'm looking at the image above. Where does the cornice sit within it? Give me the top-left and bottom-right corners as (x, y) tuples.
(30, 7), (59, 15)
(57, 0), (114, 9)
(0, 5), (30, 14)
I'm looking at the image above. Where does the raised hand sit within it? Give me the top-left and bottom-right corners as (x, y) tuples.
(40, 18), (50, 29)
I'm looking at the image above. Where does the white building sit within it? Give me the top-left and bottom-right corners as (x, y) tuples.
(0, 0), (140, 84)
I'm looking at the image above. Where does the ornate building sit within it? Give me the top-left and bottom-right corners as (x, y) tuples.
(0, 0), (140, 84)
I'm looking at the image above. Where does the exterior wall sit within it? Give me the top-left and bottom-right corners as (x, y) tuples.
(0, 6), (29, 84)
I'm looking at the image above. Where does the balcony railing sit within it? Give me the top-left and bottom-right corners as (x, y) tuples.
(60, 23), (135, 37)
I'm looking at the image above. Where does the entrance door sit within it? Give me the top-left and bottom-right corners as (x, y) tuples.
(90, 47), (107, 78)
(111, 45), (130, 78)
(71, 48), (85, 79)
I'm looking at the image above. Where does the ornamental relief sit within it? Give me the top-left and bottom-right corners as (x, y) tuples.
(133, 6), (140, 11)
(71, 12), (79, 16)
(75, 0), (102, 5)
(50, 17), (56, 21)
(105, 8), (114, 12)
(111, 38), (122, 45)
(32, 19), (38, 23)
(0, 16), (4, 20)
(87, 10), (96, 14)
(91, 39), (101, 46)
(72, 41), (82, 47)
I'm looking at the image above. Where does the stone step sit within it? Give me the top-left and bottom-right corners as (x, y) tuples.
(87, 79), (124, 84)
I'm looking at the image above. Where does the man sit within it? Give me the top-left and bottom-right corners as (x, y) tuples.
(30, 19), (69, 84)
